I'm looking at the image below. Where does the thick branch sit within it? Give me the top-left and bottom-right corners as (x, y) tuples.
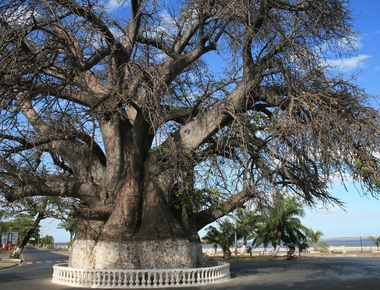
(55, 0), (117, 47)
(19, 97), (106, 177)
(5, 180), (100, 205)
(195, 187), (255, 231)
(136, 35), (180, 60)
(72, 206), (113, 221)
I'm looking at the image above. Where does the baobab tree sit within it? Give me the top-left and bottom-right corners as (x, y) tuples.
(1, 0), (380, 270)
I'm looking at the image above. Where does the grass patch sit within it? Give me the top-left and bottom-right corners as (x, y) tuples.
(9, 252), (20, 259)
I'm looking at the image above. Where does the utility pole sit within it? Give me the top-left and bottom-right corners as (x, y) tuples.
(360, 234), (363, 254)
(234, 214), (237, 258)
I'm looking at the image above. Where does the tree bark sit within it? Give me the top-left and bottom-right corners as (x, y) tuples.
(69, 181), (204, 269)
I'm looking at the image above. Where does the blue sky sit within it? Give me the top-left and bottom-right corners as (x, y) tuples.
(345, 0), (380, 96)
(301, 181), (380, 239)
(42, 0), (380, 243)
(298, 0), (380, 239)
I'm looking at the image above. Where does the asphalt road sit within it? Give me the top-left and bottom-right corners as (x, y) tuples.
(0, 248), (379, 289)
(223, 257), (380, 290)
(0, 247), (69, 290)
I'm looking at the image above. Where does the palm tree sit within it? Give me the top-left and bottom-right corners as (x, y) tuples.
(57, 218), (79, 244)
(41, 235), (54, 248)
(297, 238), (310, 254)
(368, 236), (380, 251)
(235, 209), (259, 246)
(252, 191), (307, 256)
(307, 228), (328, 251)
(251, 215), (278, 251)
(202, 220), (242, 258)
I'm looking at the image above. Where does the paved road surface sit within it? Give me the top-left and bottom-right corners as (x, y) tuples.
(0, 247), (69, 290)
(1, 248), (380, 289)
(223, 257), (380, 290)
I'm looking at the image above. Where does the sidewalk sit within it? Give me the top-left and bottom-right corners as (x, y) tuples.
(0, 250), (22, 270)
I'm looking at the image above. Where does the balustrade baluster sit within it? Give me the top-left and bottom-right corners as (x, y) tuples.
(158, 271), (163, 286)
(52, 261), (230, 288)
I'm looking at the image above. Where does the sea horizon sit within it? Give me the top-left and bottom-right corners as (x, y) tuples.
(53, 236), (378, 248)
(202, 236), (378, 249)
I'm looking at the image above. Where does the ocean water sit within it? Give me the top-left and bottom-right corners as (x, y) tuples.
(319, 238), (375, 247)
(202, 237), (377, 249)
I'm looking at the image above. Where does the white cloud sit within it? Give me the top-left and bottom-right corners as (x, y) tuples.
(107, 0), (123, 9)
(106, 0), (130, 11)
(328, 54), (371, 73)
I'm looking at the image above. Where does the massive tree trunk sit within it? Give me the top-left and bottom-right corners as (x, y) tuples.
(70, 234), (204, 270)
(69, 171), (205, 269)
(69, 202), (204, 269)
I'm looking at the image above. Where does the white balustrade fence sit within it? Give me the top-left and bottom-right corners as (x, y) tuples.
(52, 261), (230, 288)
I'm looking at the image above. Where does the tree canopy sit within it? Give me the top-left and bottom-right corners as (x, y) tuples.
(252, 191), (307, 254)
(202, 219), (241, 258)
(368, 235), (380, 251)
(0, 214), (39, 244)
(41, 234), (54, 248)
(307, 228), (327, 251)
(1, 0), (380, 270)
(57, 218), (78, 243)
(0, 194), (75, 254)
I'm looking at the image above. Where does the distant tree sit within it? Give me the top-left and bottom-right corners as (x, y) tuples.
(202, 220), (242, 258)
(6, 215), (37, 243)
(307, 229), (328, 251)
(251, 217), (275, 252)
(235, 209), (260, 247)
(0, 196), (74, 257)
(58, 218), (79, 243)
(15, 214), (44, 250)
(41, 235), (54, 248)
(2, 213), (41, 257)
(296, 239), (310, 255)
(0, 209), (11, 234)
(368, 236), (380, 251)
(253, 192), (307, 256)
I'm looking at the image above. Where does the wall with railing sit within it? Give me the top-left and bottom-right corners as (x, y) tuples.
(52, 261), (230, 288)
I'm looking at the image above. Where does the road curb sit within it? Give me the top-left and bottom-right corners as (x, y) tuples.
(0, 258), (21, 263)
(0, 258), (21, 271)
